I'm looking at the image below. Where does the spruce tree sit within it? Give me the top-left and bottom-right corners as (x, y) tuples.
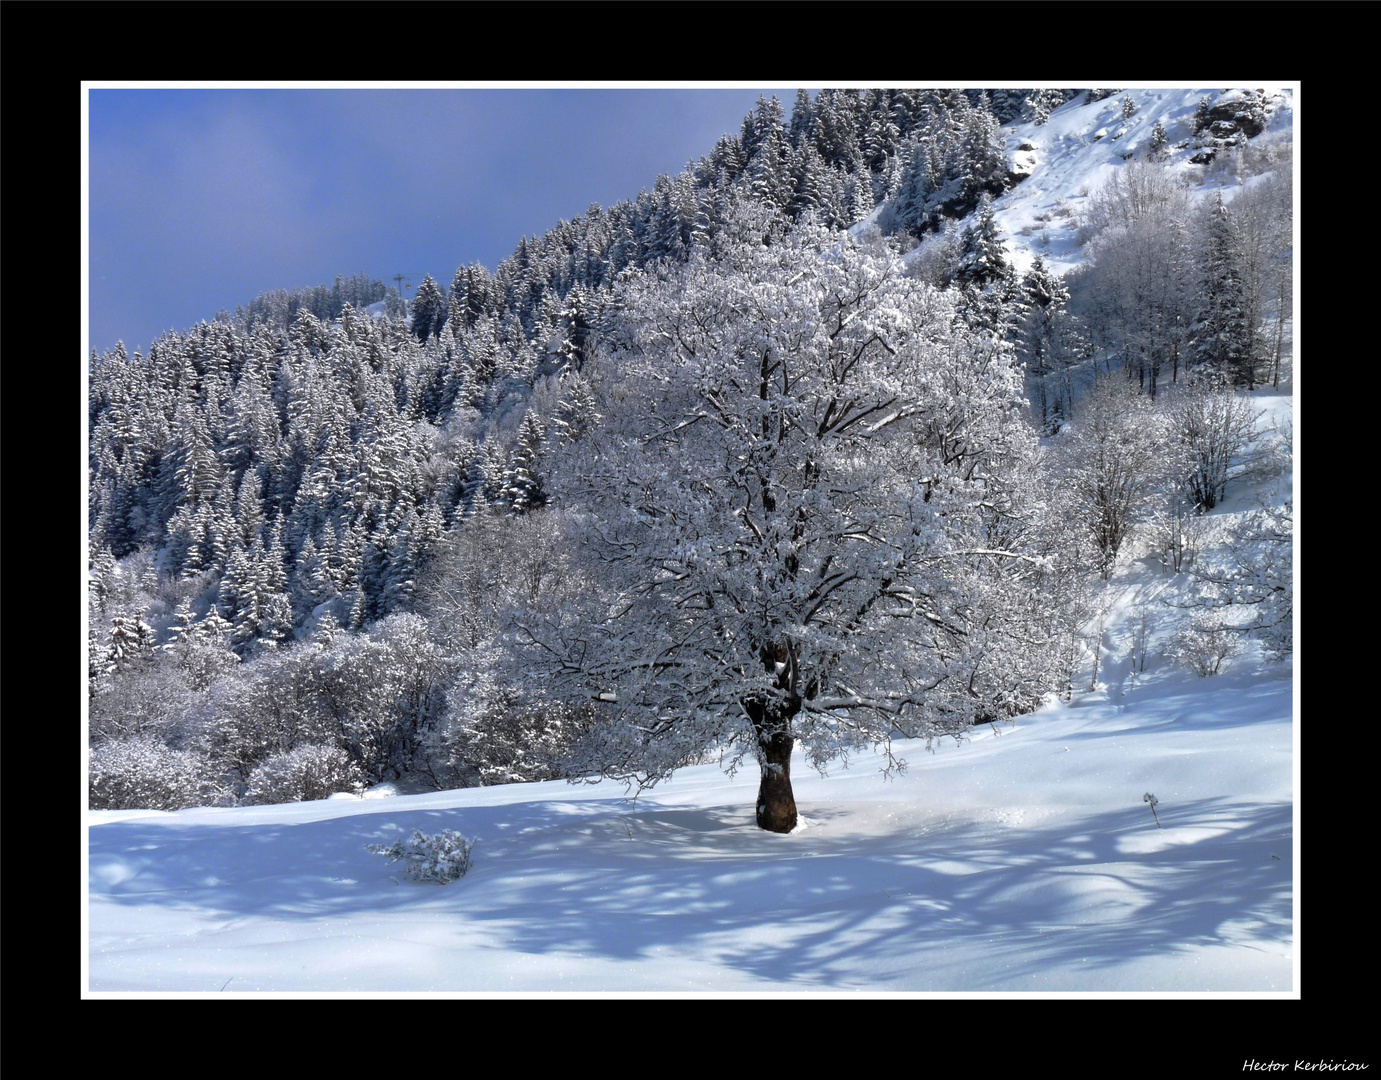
(1025, 88), (1065, 126)
(786, 144), (825, 222)
(1015, 255), (1078, 430)
(501, 412), (548, 515)
(410, 274), (444, 343)
(747, 131), (789, 209)
(788, 88), (816, 149)
(959, 93), (1006, 207)
(557, 287), (594, 373)
(1148, 121), (1169, 161)
(106, 610), (157, 674)
(955, 194), (1012, 290)
(1192, 193), (1250, 384)
(553, 373), (601, 443)
(1193, 96), (1213, 136)
(893, 139), (932, 239)
(293, 533), (327, 615)
(382, 509), (420, 614)
(954, 195), (1017, 334)
(861, 107), (899, 175)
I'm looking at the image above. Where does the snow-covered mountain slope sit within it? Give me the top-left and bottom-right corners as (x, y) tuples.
(965, 87), (1292, 279)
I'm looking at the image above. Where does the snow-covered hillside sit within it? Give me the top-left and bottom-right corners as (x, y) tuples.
(86, 87), (1297, 996)
(986, 87), (1294, 279)
(879, 88), (1293, 288)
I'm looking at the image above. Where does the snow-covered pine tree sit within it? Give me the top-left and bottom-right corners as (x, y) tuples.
(1191, 193), (1251, 385)
(788, 88), (816, 149)
(786, 144), (826, 222)
(557, 285), (595, 374)
(1025, 88), (1066, 126)
(861, 92), (900, 175)
(500, 411), (547, 515)
(410, 274), (444, 343)
(553, 372), (601, 443)
(1014, 255), (1078, 431)
(954, 194), (1017, 333)
(107, 610), (157, 674)
(958, 93), (1006, 209)
(892, 138), (930, 239)
(1148, 121), (1169, 161)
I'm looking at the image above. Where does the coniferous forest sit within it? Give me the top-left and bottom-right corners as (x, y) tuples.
(88, 88), (1294, 832)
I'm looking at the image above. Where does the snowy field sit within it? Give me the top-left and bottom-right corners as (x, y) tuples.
(87, 651), (1294, 995)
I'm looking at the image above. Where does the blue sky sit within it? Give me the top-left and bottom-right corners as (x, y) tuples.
(86, 87), (797, 354)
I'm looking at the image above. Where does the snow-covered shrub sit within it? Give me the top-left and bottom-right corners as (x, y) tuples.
(1166, 377), (1261, 512)
(1054, 375), (1175, 578)
(432, 643), (589, 785)
(1184, 497), (1293, 662)
(368, 828), (475, 884)
(1164, 613), (1243, 677)
(245, 743), (363, 804)
(1154, 494), (1208, 574)
(88, 663), (198, 745)
(89, 735), (220, 810)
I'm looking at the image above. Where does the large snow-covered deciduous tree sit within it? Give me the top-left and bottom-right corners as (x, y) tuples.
(520, 208), (1073, 832)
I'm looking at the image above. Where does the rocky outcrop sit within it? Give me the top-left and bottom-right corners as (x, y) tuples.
(1190, 90), (1273, 163)
(1206, 94), (1267, 139)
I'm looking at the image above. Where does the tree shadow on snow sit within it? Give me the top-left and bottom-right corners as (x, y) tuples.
(89, 794), (1291, 989)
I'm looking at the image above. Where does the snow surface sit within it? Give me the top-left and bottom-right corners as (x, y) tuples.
(85, 87), (1297, 997)
(87, 642), (1294, 994)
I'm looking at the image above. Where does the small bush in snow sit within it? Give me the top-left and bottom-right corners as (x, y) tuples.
(1164, 613), (1243, 677)
(245, 744), (363, 804)
(368, 828), (475, 884)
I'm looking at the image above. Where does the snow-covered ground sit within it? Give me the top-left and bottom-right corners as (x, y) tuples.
(87, 578), (1295, 994)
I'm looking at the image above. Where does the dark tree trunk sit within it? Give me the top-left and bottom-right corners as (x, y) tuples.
(746, 640), (801, 833)
(755, 727), (798, 833)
